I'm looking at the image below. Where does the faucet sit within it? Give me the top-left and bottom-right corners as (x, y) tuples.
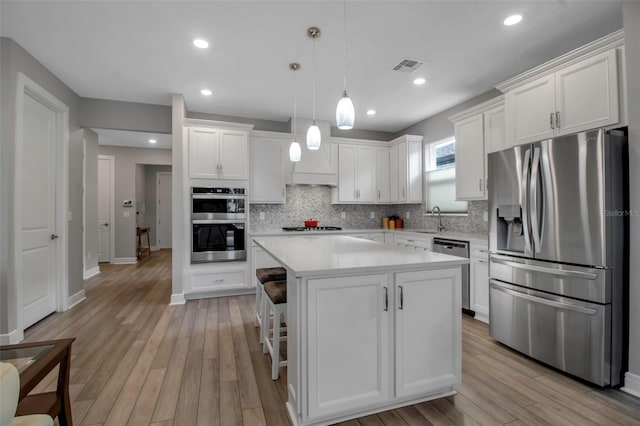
(431, 206), (445, 232)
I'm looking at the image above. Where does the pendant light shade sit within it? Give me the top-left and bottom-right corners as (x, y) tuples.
(306, 122), (321, 150)
(336, 90), (354, 129)
(289, 140), (301, 161)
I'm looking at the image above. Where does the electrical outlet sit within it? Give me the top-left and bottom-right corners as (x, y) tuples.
(370, 212), (375, 219)
(259, 212), (265, 220)
(483, 211), (488, 222)
(123, 211), (130, 218)
(406, 211), (411, 219)
(341, 212), (346, 219)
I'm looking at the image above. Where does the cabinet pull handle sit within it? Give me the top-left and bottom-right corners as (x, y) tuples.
(555, 111), (560, 129)
(399, 285), (404, 310)
(550, 113), (554, 129)
(383, 287), (389, 311)
(378, 190), (381, 200)
(402, 188), (405, 198)
(479, 179), (483, 191)
(477, 259), (488, 263)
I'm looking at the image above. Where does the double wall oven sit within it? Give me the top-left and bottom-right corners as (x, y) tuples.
(191, 187), (246, 263)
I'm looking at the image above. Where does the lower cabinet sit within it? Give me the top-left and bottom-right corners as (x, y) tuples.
(189, 268), (248, 292)
(305, 268), (461, 419)
(470, 243), (490, 323)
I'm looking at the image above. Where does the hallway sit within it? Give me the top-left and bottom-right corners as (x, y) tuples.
(23, 250), (640, 425)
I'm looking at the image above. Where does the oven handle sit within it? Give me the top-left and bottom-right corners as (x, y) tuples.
(192, 194), (246, 200)
(192, 219), (245, 225)
(490, 281), (598, 315)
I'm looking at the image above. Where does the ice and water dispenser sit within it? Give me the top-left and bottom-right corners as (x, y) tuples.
(494, 204), (526, 253)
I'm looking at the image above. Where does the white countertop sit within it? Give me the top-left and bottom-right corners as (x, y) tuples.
(250, 228), (488, 245)
(253, 235), (469, 278)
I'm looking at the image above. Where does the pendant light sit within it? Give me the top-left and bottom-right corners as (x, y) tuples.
(306, 27), (321, 150)
(289, 63), (302, 162)
(336, 0), (354, 130)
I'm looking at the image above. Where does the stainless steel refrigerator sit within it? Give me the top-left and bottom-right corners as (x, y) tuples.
(488, 128), (628, 386)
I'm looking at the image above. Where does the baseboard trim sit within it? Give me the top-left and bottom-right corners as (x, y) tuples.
(622, 372), (640, 398)
(112, 257), (138, 265)
(0, 329), (24, 345)
(83, 266), (100, 280)
(151, 245), (161, 251)
(170, 293), (186, 305)
(67, 290), (87, 310)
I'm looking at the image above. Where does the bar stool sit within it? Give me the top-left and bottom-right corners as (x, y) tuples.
(261, 280), (287, 380)
(255, 267), (287, 328)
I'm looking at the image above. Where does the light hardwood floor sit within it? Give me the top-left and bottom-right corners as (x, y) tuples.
(24, 250), (640, 425)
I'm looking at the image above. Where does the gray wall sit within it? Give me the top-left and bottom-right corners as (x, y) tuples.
(135, 164), (146, 227)
(331, 126), (395, 141)
(0, 37), (83, 335)
(97, 146), (171, 260)
(81, 97), (172, 134)
(143, 165), (172, 246)
(84, 129), (99, 274)
(623, 0), (640, 385)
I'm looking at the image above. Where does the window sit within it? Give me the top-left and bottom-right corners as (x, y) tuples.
(424, 137), (468, 214)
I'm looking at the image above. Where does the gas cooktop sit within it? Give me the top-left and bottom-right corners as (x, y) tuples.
(282, 226), (343, 232)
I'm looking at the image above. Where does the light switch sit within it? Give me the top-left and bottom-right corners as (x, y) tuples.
(259, 212), (265, 220)
(483, 211), (488, 222)
(406, 211), (411, 219)
(370, 212), (375, 219)
(341, 212), (346, 219)
(123, 211), (130, 218)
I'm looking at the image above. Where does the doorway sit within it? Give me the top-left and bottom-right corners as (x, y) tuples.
(156, 172), (172, 249)
(97, 155), (115, 263)
(14, 72), (69, 333)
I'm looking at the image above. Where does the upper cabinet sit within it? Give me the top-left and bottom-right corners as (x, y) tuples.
(336, 144), (377, 203)
(498, 31), (625, 147)
(250, 133), (286, 203)
(449, 96), (505, 201)
(376, 147), (390, 203)
(390, 135), (424, 204)
(187, 125), (249, 180)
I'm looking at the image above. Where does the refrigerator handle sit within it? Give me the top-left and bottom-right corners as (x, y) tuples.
(521, 148), (532, 255)
(530, 147), (542, 253)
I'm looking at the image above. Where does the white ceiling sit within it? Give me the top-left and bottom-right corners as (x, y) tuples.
(94, 128), (172, 150)
(1, 1), (623, 133)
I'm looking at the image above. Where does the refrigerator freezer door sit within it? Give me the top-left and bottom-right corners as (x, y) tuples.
(534, 129), (608, 266)
(489, 280), (612, 386)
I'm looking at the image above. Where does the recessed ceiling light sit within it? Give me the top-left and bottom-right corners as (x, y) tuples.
(366, 109), (376, 116)
(193, 39), (209, 49)
(504, 14), (523, 26)
(200, 89), (212, 96)
(413, 77), (426, 86)
(149, 139), (157, 144)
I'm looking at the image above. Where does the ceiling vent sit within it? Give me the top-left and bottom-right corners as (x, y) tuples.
(392, 58), (424, 73)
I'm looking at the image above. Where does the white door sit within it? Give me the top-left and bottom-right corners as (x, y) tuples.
(395, 269), (461, 398)
(97, 156), (112, 262)
(307, 274), (390, 419)
(505, 74), (556, 145)
(356, 146), (377, 202)
(219, 130), (248, 179)
(250, 138), (285, 203)
(157, 172), (172, 249)
(20, 93), (58, 328)
(454, 113), (486, 200)
(376, 148), (390, 203)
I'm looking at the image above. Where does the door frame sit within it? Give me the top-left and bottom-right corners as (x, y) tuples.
(13, 72), (69, 337)
(98, 155), (116, 263)
(156, 171), (172, 249)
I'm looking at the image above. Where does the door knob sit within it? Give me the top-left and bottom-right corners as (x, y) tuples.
(50, 234), (59, 240)
(103, 223), (109, 226)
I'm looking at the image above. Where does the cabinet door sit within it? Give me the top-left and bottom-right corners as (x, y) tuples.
(506, 74), (555, 145)
(397, 142), (408, 202)
(338, 144), (358, 202)
(307, 274), (391, 418)
(389, 145), (399, 203)
(406, 140), (423, 203)
(484, 105), (506, 154)
(219, 130), (248, 180)
(395, 269), (461, 398)
(250, 138), (285, 203)
(471, 258), (490, 323)
(454, 114), (486, 200)
(356, 146), (377, 202)
(376, 147), (390, 203)
(555, 49), (619, 136)
(189, 128), (219, 179)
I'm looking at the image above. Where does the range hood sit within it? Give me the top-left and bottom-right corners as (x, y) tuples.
(287, 118), (338, 186)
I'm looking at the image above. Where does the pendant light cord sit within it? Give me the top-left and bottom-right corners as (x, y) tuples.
(293, 67), (297, 136)
(312, 37), (317, 121)
(343, 0), (347, 90)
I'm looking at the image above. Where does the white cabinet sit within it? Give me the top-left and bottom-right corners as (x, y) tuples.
(449, 97), (504, 201)
(376, 147), (390, 203)
(305, 268), (461, 418)
(336, 144), (377, 203)
(389, 135), (423, 204)
(505, 49), (620, 145)
(189, 268), (249, 292)
(188, 127), (249, 180)
(250, 136), (285, 203)
(395, 269), (461, 397)
(470, 243), (489, 323)
(392, 233), (432, 251)
(307, 274), (391, 418)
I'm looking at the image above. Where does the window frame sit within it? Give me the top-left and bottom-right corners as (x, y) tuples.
(423, 137), (468, 215)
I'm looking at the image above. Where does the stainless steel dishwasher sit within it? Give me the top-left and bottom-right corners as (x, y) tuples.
(432, 238), (473, 316)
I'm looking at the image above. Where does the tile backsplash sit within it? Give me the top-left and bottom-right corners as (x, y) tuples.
(249, 185), (488, 234)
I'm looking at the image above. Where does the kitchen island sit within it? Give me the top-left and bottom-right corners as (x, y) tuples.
(253, 235), (468, 426)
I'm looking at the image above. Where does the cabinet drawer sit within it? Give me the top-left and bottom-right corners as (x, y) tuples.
(470, 245), (489, 261)
(191, 270), (247, 290)
(394, 235), (432, 249)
